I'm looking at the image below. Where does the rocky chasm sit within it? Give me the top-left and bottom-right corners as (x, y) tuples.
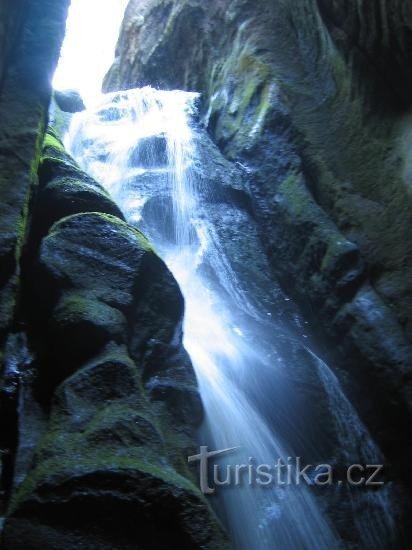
(0, 0), (411, 549)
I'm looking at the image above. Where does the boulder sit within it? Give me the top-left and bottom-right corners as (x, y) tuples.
(54, 89), (86, 113)
(37, 212), (155, 311)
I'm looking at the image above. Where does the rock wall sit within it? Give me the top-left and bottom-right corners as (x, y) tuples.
(0, 0), (69, 337)
(1, 131), (226, 548)
(0, 3), (227, 547)
(0, 0), (70, 521)
(0, 0), (410, 545)
(104, 0), (412, 535)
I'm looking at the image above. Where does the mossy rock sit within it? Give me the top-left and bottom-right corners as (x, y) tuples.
(4, 346), (228, 549)
(53, 291), (127, 336)
(37, 212), (157, 311)
(4, 465), (228, 549)
(42, 129), (69, 163)
(34, 129), (124, 241)
(33, 171), (124, 240)
(31, 212), (188, 408)
(47, 291), (128, 377)
(273, 172), (365, 309)
(206, 41), (278, 156)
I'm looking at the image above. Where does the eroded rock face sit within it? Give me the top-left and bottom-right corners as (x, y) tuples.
(315, 0), (412, 109)
(104, 0), (412, 540)
(0, 0), (70, 336)
(0, 135), (228, 548)
(0, 0), (69, 528)
(104, 0), (412, 334)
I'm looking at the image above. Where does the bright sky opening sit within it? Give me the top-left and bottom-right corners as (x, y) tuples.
(53, 0), (129, 106)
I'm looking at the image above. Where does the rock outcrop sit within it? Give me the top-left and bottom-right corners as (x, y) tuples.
(0, 0), (69, 528)
(1, 133), (227, 548)
(0, 4), (228, 544)
(104, 0), (412, 541)
(0, 0), (70, 338)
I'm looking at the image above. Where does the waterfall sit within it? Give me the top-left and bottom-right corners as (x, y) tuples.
(65, 87), (395, 549)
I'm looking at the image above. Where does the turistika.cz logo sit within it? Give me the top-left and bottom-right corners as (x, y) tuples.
(188, 446), (385, 494)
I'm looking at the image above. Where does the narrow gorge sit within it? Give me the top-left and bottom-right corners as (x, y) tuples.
(0, 1), (411, 549)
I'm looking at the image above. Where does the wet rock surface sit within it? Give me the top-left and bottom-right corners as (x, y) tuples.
(0, 0), (70, 336)
(0, 0), (70, 528)
(0, 135), (228, 548)
(0, 0), (411, 547)
(104, 0), (412, 544)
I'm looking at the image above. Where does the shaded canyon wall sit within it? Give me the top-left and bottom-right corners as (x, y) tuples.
(104, 0), (412, 523)
(0, 2), (227, 548)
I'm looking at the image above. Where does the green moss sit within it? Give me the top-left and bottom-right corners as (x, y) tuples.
(45, 172), (114, 201)
(206, 23), (275, 155)
(13, 213), (27, 265)
(9, 416), (201, 516)
(278, 172), (317, 219)
(54, 291), (127, 335)
(85, 402), (152, 433)
(277, 170), (362, 287)
(239, 53), (271, 78)
(41, 128), (77, 168)
(253, 83), (272, 131)
(43, 130), (66, 155)
(47, 211), (157, 255)
(13, 119), (48, 264)
(41, 150), (78, 170)
(227, 51), (273, 137)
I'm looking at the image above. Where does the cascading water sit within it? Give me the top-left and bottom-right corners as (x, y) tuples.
(65, 87), (395, 549)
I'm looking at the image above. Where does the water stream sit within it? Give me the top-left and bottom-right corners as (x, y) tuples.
(65, 87), (395, 549)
